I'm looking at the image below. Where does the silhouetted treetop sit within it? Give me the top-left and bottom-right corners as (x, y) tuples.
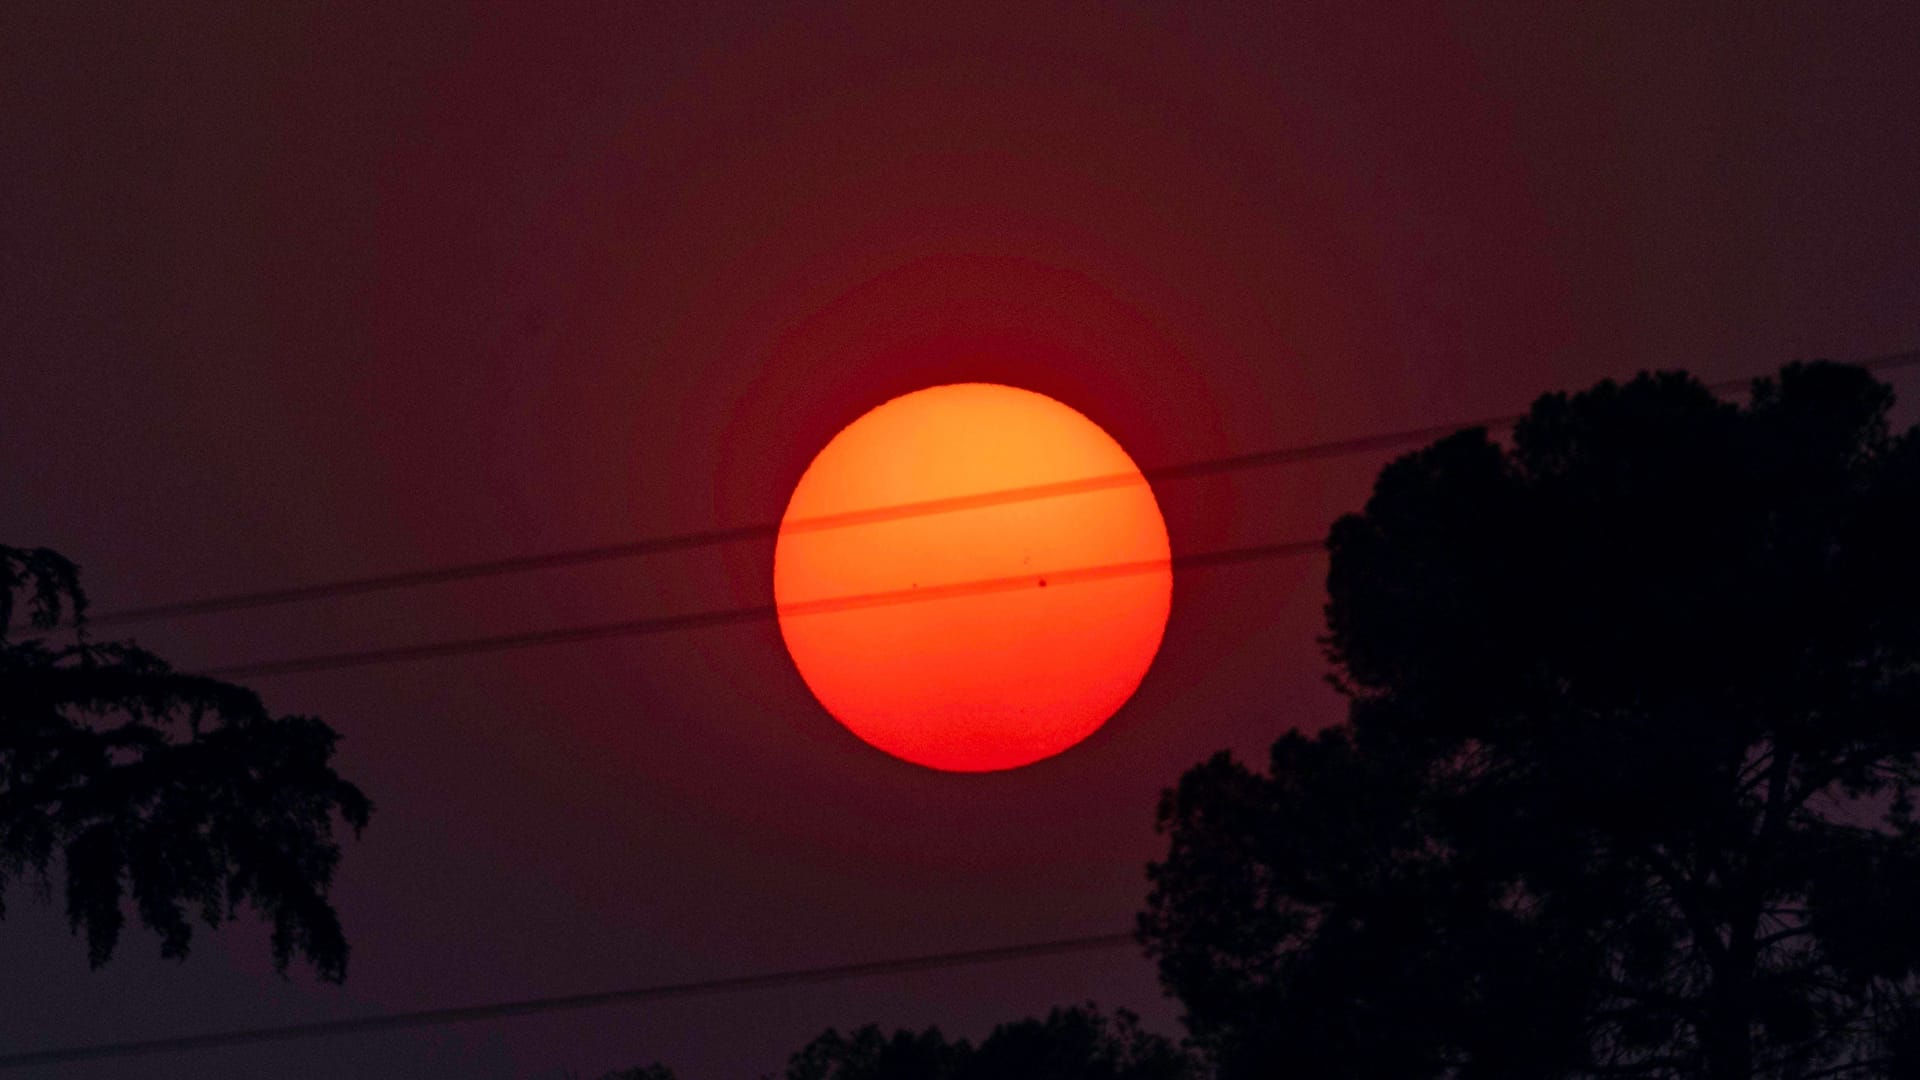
(1142, 362), (1920, 1079)
(784, 1024), (965, 1080)
(1, 545), (372, 980)
(778, 1004), (1197, 1080)
(587, 1067), (678, 1080)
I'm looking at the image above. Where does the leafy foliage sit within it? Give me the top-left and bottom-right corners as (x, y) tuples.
(778, 1004), (1198, 1080)
(0, 546), (372, 980)
(1141, 362), (1920, 1079)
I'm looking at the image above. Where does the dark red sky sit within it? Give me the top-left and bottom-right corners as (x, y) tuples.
(4, 4), (1918, 1077)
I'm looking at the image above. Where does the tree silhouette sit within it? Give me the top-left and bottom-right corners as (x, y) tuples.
(0, 546), (372, 980)
(778, 1004), (1197, 1080)
(783, 1023), (965, 1080)
(1140, 362), (1920, 1079)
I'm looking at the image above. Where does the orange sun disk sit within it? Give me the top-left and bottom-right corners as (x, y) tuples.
(773, 383), (1172, 772)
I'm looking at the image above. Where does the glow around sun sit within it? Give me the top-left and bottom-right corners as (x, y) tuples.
(772, 383), (1172, 772)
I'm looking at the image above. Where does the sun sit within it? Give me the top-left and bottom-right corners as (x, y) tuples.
(773, 383), (1172, 772)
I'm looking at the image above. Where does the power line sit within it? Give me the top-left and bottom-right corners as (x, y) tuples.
(82, 350), (1920, 629)
(0, 931), (1137, 1070)
(79, 422), (1477, 628)
(204, 538), (1323, 678)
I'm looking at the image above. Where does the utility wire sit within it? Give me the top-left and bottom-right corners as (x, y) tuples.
(81, 350), (1920, 629)
(80, 422), (1476, 628)
(0, 932), (1138, 1070)
(204, 538), (1323, 678)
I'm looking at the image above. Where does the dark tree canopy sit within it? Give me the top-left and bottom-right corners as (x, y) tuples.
(586, 1067), (679, 1080)
(778, 1004), (1198, 1080)
(1141, 362), (1920, 1079)
(0, 546), (372, 980)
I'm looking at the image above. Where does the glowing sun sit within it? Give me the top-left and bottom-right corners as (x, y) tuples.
(773, 383), (1172, 772)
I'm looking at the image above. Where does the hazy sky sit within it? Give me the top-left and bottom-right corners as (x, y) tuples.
(4, 4), (1918, 1077)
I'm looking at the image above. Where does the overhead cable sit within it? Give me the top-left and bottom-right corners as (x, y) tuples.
(0, 932), (1138, 1070)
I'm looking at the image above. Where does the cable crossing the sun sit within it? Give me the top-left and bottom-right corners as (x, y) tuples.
(79, 417), (1495, 627)
(202, 537), (1324, 678)
(79, 349), (1920, 629)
